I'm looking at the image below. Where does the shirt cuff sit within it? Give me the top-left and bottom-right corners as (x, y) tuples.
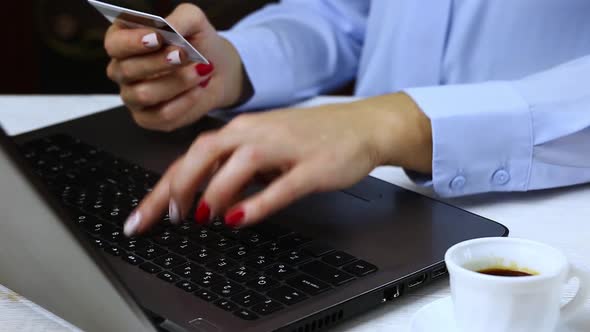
(219, 27), (294, 111)
(404, 81), (533, 197)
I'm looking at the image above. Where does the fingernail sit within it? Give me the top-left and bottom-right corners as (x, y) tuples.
(124, 211), (141, 237)
(166, 50), (181, 65)
(194, 200), (210, 224)
(195, 63), (214, 76)
(199, 77), (211, 88)
(169, 199), (181, 224)
(141, 33), (158, 48)
(225, 207), (244, 227)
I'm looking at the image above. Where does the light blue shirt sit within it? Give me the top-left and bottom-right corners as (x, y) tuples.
(221, 0), (590, 197)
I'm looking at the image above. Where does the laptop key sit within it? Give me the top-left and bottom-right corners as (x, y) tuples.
(90, 237), (105, 248)
(214, 299), (239, 312)
(136, 245), (167, 260)
(210, 237), (238, 252)
(121, 238), (149, 251)
(278, 233), (311, 250)
(342, 260), (378, 277)
(157, 271), (179, 283)
(153, 253), (186, 269)
(139, 262), (162, 274)
(227, 245), (252, 260)
(195, 290), (218, 302)
(219, 228), (248, 241)
(251, 299), (283, 316)
(278, 250), (312, 267)
(242, 233), (271, 248)
(251, 223), (292, 239)
(226, 266), (258, 283)
(192, 271), (224, 288)
(176, 280), (198, 293)
(265, 263), (297, 280)
(302, 242), (335, 257)
(169, 238), (198, 256)
(300, 261), (355, 286)
(322, 251), (356, 267)
(152, 231), (181, 246)
(208, 218), (226, 231)
(105, 245), (122, 256)
(100, 228), (124, 243)
(286, 274), (331, 295)
(210, 281), (244, 298)
(188, 248), (220, 265)
(234, 309), (258, 321)
(267, 286), (308, 305)
(206, 257), (237, 274)
(258, 242), (286, 257)
(88, 221), (112, 235)
(171, 222), (200, 235)
(172, 263), (205, 279)
(245, 254), (275, 270)
(122, 253), (144, 265)
(246, 275), (279, 293)
(231, 290), (265, 307)
(190, 229), (222, 244)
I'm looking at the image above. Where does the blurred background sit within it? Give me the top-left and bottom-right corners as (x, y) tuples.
(3, 0), (277, 94)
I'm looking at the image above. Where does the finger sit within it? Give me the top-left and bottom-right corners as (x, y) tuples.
(123, 159), (182, 236)
(223, 164), (319, 227)
(168, 131), (240, 224)
(128, 82), (213, 132)
(197, 144), (287, 219)
(121, 64), (206, 108)
(104, 24), (162, 59)
(111, 46), (189, 84)
(166, 3), (215, 37)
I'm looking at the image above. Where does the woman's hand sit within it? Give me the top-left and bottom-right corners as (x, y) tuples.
(104, 4), (244, 132)
(123, 93), (433, 236)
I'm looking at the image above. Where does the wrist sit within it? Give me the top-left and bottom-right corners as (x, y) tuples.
(217, 37), (248, 108)
(363, 93), (433, 173)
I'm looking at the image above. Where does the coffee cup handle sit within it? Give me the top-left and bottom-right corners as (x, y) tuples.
(560, 264), (590, 319)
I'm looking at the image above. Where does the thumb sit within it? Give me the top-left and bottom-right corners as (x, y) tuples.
(165, 3), (215, 37)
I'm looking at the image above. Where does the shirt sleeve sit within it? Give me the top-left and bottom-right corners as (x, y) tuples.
(218, 0), (369, 110)
(404, 56), (590, 197)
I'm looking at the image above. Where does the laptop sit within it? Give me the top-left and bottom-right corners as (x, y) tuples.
(0, 106), (508, 331)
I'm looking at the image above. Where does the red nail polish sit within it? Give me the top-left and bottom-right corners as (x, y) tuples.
(195, 63), (214, 76)
(225, 207), (245, 227)
(194, 200), (210, 224)
(199, 77), (211, 88)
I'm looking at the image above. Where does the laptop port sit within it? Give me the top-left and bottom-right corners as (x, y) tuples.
(407, 274), (426, 289)
(431, 266), (448, 280)
(383, 284), (402, 301)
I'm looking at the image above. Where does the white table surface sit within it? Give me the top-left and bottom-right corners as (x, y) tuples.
(0, 95), (589, 332)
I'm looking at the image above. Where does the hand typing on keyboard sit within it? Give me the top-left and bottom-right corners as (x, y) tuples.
(123, 93), (432, 235)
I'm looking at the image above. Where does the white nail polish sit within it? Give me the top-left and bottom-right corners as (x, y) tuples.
(141, 33), (158, 48)
(166, 50), (181, 65)
(124, 211), (141, 237)
(169, 200), (181, 224)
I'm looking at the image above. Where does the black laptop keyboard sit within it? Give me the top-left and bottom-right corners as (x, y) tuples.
(20, 134), (378, 321)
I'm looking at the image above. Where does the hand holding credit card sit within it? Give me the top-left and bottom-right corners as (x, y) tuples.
(88, 0), (209, 64)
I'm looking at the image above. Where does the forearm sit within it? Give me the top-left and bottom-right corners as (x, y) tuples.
(219, 1), (368, 110)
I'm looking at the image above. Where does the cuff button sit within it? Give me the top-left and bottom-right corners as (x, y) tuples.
(450, 176), (466, 190)
(492, 169), (511, 185)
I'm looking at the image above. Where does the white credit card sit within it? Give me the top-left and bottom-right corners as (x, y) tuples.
(88, 0), (209, 64)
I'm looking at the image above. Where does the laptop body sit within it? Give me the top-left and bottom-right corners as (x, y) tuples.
(2, 106), (508, 331)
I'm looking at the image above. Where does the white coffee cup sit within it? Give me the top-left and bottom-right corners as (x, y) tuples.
(444, 237), (590, 332)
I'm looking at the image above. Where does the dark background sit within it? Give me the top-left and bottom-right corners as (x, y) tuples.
(3, 0), (277, 94)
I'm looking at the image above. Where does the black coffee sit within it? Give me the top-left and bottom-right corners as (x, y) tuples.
(477, 267), (534, 277)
